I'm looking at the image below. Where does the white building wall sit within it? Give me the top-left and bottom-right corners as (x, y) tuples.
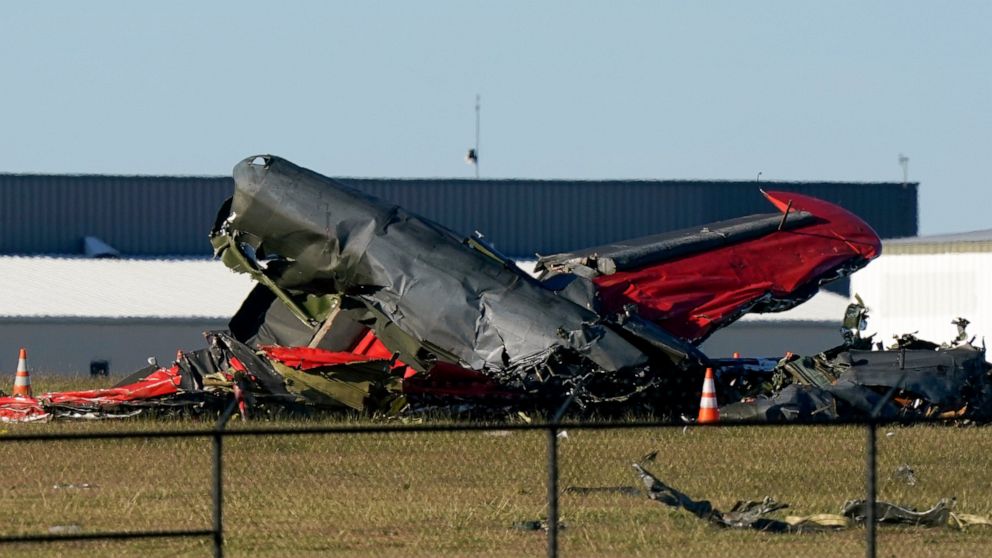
(849, 252), (992, 344)
(0, 258), (855, 374)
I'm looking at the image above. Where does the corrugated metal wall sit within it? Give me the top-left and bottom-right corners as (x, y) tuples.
(0, 173), (917, 257)
(0, 174), (232, 255)
(348, 179), (918, 258)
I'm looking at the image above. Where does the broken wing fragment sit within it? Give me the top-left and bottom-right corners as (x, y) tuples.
(539, 190), (881, 344)
(842, 498), (954, 527)
(633, 463), (808, 533)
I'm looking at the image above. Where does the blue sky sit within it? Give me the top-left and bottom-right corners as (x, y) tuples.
(2, 1), (988, 234)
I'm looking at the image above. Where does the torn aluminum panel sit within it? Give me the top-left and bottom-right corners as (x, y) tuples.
(632, 463), (812, 533)
(833, 345), (992, 415)
(719, 332), (992, 421)
(842, 499), (953, 527)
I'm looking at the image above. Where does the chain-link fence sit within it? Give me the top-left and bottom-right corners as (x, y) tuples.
(2, 414), (991, 557)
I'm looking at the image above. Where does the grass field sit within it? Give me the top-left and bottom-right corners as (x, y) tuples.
(2, 375), (992, 557)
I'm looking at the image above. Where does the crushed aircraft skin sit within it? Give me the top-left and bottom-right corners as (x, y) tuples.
(0, 365), (204, 423)
(717, 301), (992, 422)
(203, 154), (880, 415)
(11, 153), (964, 422)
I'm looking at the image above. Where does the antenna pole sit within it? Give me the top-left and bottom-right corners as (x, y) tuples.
(475, 94), (481, 179)
(898, 154), (909, 187)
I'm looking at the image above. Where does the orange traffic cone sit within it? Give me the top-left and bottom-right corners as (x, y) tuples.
(697, 367), (719, 424)
(12, 347), (32, 398)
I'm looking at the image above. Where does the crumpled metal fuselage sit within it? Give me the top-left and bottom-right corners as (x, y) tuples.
(213, 156), (653, 401)
(211, 155), (881, 408)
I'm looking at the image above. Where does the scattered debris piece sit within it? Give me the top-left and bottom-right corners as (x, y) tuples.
(52, 483), (97, 490)
(0, 396), (49, 423)
(638, 450), (659, 464)
(716, 300), (992, 423)
(47, 525), (82, 535)
(950, 513), (992, 529)
(895, 464), (918, 486)
(633, 458), (992, 533)
(633, 463), (810, 532)
(512, 519), (567, 532)
(784, 514), (851, 529)
(841, 498), (953, 527)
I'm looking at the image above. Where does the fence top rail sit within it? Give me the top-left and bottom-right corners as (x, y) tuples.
(0, 415), (953, 443)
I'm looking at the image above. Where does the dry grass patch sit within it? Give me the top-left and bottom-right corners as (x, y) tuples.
(1, 375), (991, 556)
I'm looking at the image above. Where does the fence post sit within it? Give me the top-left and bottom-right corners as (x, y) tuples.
(865, 419), (877, 558)
(547, 425), (559, 558)
(545, 392), (577, 558)
(864, 373), (903, 558)
(213, 400), (238, 558)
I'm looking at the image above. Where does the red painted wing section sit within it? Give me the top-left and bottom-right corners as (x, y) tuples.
(0, 396), (49, 422)
(593, 191), (881, 343)
(42, 366), (183, 405)
(260, 345), (391, 369)
(263, 329), (517, 399)
(0, 367), (183, 420)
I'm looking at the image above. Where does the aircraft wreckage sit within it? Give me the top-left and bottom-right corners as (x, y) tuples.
(3, 155), (991, 422)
